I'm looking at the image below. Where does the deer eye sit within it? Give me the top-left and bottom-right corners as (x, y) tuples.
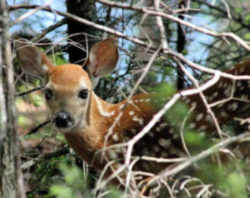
(44, 88), (53, 101)
(78, 89), (88, 99)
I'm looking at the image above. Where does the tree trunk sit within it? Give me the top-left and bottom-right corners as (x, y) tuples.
(177, 0), (186, 90)
(0, 1), (25, 198)
(66, 0), (97, 65)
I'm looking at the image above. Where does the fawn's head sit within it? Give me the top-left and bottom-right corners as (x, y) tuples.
(44, 65), (92, 132)
(16, 38), (118, 133)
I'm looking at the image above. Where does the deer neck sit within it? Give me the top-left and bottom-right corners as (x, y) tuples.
(64, 92), (115, 150)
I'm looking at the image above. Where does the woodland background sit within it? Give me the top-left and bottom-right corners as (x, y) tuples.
(0, 0), (250, 198)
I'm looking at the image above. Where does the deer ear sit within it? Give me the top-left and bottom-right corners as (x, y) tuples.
(84, 37), (119, 88)
(16, 39), (54, 77)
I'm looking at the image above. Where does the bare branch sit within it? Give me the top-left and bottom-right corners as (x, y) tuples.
(13, 0), (53, 25)
(95, 0), (250, 50)
(9, 3), (250, 50)
(16, 86), (44, 97)
(176, 59), (224, 138)
(148, 132), (250, 187)
(32, 18), (66, 42)
(154, 0), (168, 50)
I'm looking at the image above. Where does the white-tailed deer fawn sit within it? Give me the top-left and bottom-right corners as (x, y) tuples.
(16, 38), (250, 185)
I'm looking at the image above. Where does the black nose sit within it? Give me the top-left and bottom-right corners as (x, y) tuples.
(54, 111), (73, 128)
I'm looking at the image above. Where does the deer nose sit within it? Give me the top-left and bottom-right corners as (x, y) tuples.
(54, 111), (73, 128)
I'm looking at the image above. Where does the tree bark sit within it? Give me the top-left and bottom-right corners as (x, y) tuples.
(177, 0), (186, 90)
(66, 0), (97, 65)
(0, 1), (25, 197)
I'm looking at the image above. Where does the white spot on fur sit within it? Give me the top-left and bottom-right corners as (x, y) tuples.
(113, 133), (119, 142)
(148, 132), (154, 137)
(190, 122), (196, 129)
(191, 102), (197, 109)
(185, 97), (191, 104)
(212, 92), (218, 99)
(119, 104), (125, 109)
(131, 128), (137, 134)
(108, 150), (118, 160)
(169, 128), (174, 134)
(199, 125), (207, 131)
(128, 100), (133, 104)
(173, 133), (179, 139)
(231, 102), (238, 111)
(237, 81), (242, 87)
(223, 82), (228, 89)
(221, 111), (228, 118)
(132, 116), (144, 125)
(153, 145), (160, 153)
(224, 88), (231, 97)
(240, 94), (248, 100)
(218, 82), (224, 89)
(196, 113), (204, 122)
(158, 138), (171, 148)
(159, 123), (168, 129)
(129, 111), (135, 116)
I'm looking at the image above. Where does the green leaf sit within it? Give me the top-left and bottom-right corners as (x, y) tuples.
(235, 7), (243, 14)
(17, 115), (29, 126)
(244, 33), (250, 40)
(106, 188), (124, 198)
(150, 83), (176, 109)
(30, 94), (44, 107)
(165, 101), (188, 126)
(50, 185), (72, 198)
(244, 14), (250, 24)
(226, 172), (247, 198)
(192, 2), (200, 9)
(184, 131), (205, 146)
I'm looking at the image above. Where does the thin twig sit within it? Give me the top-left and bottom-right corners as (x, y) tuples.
(95, 0), (250, 50)
(21, 147), (69, 170)
(9, 3), (250, 51)
(13, 1), (53, 25)
(154, 0), (168, 50)
(32, 18), (66, 42)
(176, 58), (224, 138)
(25, 120), (50, 136)
(148, 132), (250, 187)
(125, 72), (221, 167)
(16, 86), (44, 97)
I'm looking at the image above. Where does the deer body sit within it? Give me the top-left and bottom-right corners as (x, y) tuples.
(182, 60), (250, 134)
(16, 38), (250, 179)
